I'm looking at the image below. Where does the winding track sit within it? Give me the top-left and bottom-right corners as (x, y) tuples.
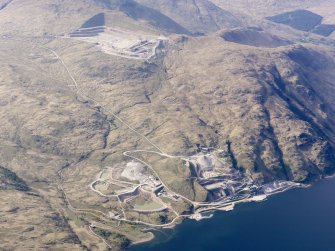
(0, 36), (243, 248)
(2, 35), (303, 248)
(42, 38), (229, 207)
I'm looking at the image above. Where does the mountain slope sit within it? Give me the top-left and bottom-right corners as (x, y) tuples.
(117, 0), (191, 34)
(1, 1), (335, 250)
(134, 0), (240, 34)
(0, 0), (190, 36)
(154, 36), (335, 183)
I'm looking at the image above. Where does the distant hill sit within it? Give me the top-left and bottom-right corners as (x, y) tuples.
(134, 0), (240, 34)
(90, 0), (191, 34)
(117, 0), (191, 34)
(0, 0), (193, 36)
(0, 0), (239, 37)
(93, 0), (241, 35)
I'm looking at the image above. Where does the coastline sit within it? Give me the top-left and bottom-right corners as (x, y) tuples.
(129, 176), (335, 251)
(130, 181), (308, 248)
(131, 232), (155, 246)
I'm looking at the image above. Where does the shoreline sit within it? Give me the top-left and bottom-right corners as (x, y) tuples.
(129, 181), (311, 248)
(129, 176), (335, 251)
(131, 232), (155, 246)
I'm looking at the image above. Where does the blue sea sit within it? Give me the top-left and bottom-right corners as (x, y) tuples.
(131, 178), (335, 251)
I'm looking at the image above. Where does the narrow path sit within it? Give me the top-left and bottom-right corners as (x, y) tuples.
(88, 225), (113, 250)
(0, 36), (247, 248)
